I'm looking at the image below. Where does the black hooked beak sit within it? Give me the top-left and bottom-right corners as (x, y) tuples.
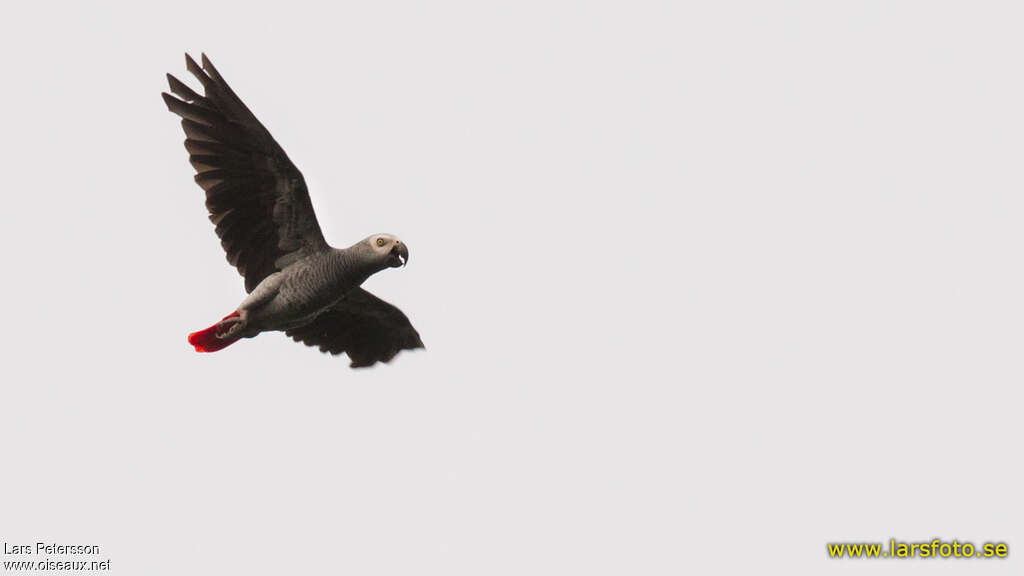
(390, 241), (409, 267)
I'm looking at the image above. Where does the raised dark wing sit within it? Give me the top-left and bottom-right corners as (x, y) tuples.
(162, 53), (328, 293)
(286, 288), (424, 368)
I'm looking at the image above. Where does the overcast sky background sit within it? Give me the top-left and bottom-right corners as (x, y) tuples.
(1, 1), (1021, 574)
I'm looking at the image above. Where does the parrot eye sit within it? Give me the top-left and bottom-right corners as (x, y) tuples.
(376, 238), (386, 247)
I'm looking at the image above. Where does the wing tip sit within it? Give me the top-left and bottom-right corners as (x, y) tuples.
(200, 52), (227, 85)
(166, 73), (205, 103)
(185, 52), (209, 85)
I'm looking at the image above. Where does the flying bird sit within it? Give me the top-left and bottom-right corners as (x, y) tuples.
(162, 53), (423, 367)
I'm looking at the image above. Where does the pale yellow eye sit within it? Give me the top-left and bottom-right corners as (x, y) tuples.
(376, 238), (386, 247)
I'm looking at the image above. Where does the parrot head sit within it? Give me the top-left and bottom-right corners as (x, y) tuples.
(365, 234), (409, 268)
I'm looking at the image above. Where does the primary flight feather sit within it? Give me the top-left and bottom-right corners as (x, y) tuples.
(162, 53), (423, 368)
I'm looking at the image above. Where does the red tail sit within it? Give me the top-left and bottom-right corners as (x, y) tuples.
(188, 311), (241, 353)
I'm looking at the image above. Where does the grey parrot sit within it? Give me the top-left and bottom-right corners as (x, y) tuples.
(162, 53), (423, 367)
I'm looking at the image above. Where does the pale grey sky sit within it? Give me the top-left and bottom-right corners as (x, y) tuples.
(1, 1), (1021, 574)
